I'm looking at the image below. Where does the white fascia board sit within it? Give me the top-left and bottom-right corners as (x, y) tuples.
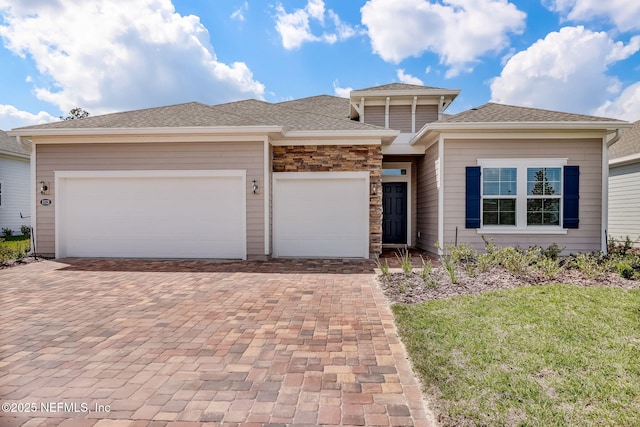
(382, 144), (426, 155)
(0, 150), (30, 161)
(9, 126), (284, 138)
(273, 129), (399, 146)
(609, 152), (640, 167)
(409, 121), (631, 145)
(351, 89), (460, 98)
(283, 129), (399, 139)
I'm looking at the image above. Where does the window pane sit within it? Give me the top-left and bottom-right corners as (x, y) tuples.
(500, 168), (517, 181)
(483, 182), (500, 195)
(483, 198), (516, 225)
(527, 198), (560, 226)
(528, 167), (562, 196)
(502, 181), (517, 195)
(483, 167), (517, 196)
(484, 168), (500, 181)
(483, 211), (498, 225)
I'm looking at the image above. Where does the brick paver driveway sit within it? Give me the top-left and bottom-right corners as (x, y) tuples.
(0, 259), (433, 427)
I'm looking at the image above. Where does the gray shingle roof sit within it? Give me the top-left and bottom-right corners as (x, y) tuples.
(277, 95), (350, 119)
(443, 103), (625, 123)
(16, 102), (249, 129)
(13, 96), (386, 133)
(609, 119), (640, 159)
(0, 130), (29, 157)
(353, 83), (448, 92)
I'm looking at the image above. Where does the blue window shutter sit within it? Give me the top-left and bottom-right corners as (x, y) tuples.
(466, 166), (481, 228)
(563, 166), (579, 228)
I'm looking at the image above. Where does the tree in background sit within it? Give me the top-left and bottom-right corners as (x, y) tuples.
(60, 108), (90, 121)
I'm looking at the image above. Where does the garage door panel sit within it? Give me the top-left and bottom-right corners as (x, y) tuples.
(57, 172), (246, 259)
(274, 173), (369, 258)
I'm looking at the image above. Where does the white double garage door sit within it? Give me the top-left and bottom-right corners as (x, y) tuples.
(55, 170), (369, 259)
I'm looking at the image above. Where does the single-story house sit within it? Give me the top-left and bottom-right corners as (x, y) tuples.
(0, 130), (30, 235)
(608, 119), (640, 246)
(9, 83), (631, 259)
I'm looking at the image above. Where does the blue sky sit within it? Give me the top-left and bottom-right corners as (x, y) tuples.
(1, 0), (639, 130)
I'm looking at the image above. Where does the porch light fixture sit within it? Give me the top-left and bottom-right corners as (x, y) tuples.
(371, 182), (377, 196)
(252, 179), (258, 194)
(39, 181), (49, 195)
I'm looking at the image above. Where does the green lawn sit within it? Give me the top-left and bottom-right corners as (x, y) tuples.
(393, 284), (640, 426)
(0, 234), (31, 262)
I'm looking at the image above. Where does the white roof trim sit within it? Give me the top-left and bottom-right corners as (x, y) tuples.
(609, 152), (640, 167)
(351, 89), (460, 98)
(409, 121), (632, 145)
(283, 129), (399, 138)
(8, 126), (284, 138)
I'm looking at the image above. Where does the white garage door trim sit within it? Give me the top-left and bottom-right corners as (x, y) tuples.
(55, 170), (247, 259)
(273, 171), (370, 258)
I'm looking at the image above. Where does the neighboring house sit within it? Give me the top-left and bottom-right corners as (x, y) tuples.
(9, 83), (630, 259)
(0, 130), (30, 235)
(608, 119), (640, 246)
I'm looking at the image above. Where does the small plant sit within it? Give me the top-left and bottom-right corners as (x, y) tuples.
(449, 243), (477, 264)
(396, 248), (413, 277)
(616, 262), (635, 280)
(477, 253), (495, 272)
(536, 257), (561, 279)
(419, 256), (432, 282)
(442, 254), (458, 284)
(540, 243), (564, 260)
(398, 282), (409, 294)
(1, 228), (13, 237)
(20, 225), (31, 237)
(570, 253), (605, 278)
(375, 256), (391, 279)
(495, 246), (536, 276)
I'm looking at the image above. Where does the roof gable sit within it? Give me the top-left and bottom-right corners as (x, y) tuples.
(445, 103), (625, 123)
(0, 130), (29, 157)
(609, 119), (640, 159)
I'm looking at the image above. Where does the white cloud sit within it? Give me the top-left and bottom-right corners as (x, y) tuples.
(333, 80), (352, 98)
(0, 0), (265, 115)
(361, 0), (525, 77)
(396, 69), (424, 85)
(594, 82), (640, 121)
(275, 0), (358, 50)
(490, 26), (640, 116)
(231, 2), (248, 21)
(544, 0), (640, 32)
(0, 105), (57, 130)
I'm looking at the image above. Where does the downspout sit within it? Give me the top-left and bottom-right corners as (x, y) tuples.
(437, 96), (444, 120)
(602, 129), (622, 254)
(17, 136), (37, 256)
(606, 129), (622, 148)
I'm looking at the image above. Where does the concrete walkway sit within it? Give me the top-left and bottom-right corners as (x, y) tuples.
(0, 259), (434, 426)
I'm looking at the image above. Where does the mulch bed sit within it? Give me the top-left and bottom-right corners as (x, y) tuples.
(379, 265), (640, 305)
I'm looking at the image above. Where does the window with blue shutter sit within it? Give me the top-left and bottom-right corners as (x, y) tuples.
(563, 166), (579, 228)
(465, 166), (481, 228)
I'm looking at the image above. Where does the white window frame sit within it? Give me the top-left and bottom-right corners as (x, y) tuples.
(477, 158), (568, 235)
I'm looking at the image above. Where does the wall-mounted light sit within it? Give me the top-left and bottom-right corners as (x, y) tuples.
(371, 182), (377, 196)
(39, 181), (49, 195)
(252, 179), (259, 194)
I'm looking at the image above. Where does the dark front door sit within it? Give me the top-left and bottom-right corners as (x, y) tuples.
(382, 182), (407, 244)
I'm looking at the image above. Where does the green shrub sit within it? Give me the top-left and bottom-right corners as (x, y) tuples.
(419, 256), (432, 282)
(616, 262), (634, 279)
(375, 257), (391, 280)
(395, 248), (413, 277)
(1, 227), (13, 237)
(448, 243), (477, 264)
(536, 256), (561, 279)
(494, 246), (538, 276)
(20, 225), (31, 236)
(540, 243), (564, 260)
(569, 253), (606, 278)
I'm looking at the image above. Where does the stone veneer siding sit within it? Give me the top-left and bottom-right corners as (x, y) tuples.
(272, 145), (383, 256)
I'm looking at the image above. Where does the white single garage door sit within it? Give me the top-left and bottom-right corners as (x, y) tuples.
(56, 170), (246, 259)
(273, 172), (369, 258)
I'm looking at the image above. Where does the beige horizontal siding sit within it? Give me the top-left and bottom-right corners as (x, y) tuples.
(443, 138), (603, 254)
(389, 105), (412, 133)
(608, 162), (640, 246)
(416, 143), (439, 255)
(364, 106), (385, 128)
(35, 141), (265, 257)
(416, 105), (438, 130)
